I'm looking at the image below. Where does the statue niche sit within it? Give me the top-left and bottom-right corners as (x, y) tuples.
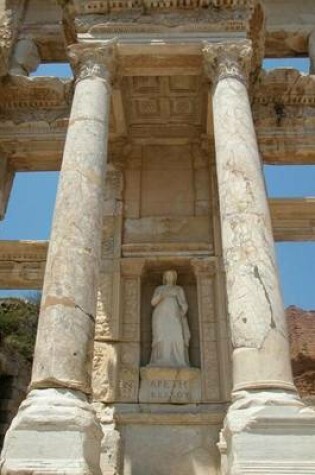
(139, 269), (202, 404)
(149, 270), (190, 368)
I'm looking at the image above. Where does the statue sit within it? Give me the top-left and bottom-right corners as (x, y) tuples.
(149, 270), (190, 368)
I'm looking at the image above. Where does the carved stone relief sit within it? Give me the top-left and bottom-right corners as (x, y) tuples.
(93, 342), (118, 403)
(117, 259), (145, 402)
(192, 259), (221, 401)
(95, 267), (121, 341)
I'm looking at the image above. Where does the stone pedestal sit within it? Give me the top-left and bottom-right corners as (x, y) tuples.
(222, 391), (315, 475)
(0, 389), (102, 475)
(139, 367), (201, 404)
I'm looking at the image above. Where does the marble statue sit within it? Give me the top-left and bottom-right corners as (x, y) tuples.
(149, 270), (190, 367)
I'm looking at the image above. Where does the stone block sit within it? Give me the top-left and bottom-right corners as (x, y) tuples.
(139, 367), (201, 404)
(120, 422), (220, 475)
(220, 390), (315, 475)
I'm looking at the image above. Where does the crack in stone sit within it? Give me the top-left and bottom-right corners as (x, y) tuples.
(75, 303), (95, 323)
(253, 265), (276, 329)
(43, 296), (95, 323)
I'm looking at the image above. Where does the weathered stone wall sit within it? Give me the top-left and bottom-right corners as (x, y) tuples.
(287, 306), (315, 401)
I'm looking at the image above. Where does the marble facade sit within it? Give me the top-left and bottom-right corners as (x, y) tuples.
(0, 0), (315, 474)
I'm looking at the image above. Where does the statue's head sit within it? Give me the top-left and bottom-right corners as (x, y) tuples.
(163, 270), (177, 285)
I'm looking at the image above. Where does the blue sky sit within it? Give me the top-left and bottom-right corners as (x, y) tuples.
(0, 59), (314, 308)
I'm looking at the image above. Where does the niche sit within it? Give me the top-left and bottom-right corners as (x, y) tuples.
(140, 265), (200, 369)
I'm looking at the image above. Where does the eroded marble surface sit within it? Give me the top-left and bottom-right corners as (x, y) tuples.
(209, 52), (294, 391)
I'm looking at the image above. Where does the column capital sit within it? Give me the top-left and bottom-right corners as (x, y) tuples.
(68, 40), (117, 84)
(202, 40), (253, 86)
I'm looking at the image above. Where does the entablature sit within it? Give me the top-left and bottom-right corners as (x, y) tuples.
(0, 198), (314, 288)
(1, 69), (315, 170)
(11, 0), (315, 66)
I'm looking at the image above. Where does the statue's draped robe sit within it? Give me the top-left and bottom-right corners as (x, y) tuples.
(150, 284), (190, 367)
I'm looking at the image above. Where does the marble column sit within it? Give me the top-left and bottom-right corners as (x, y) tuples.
(31, 42), (115, 394)
(203, 40), (315, 475)
(0, 41), (116, 475)
(309, 31), (315, 75)
(0, 157), (14, 220)
(203, 40), (294, 393)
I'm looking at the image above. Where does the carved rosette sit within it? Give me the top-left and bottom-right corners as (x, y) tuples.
(68, 40), (117, 86)
(203, 40), (253, 86)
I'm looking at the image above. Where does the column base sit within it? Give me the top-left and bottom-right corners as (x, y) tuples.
(219, 389), (315, 475)
(0, 388), (102, 475)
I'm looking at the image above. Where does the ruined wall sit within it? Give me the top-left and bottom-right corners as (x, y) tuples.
(287, 306), (315, 402)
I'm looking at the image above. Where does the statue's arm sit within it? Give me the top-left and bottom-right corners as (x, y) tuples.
(151, 287), (163, 306)
(177, 287), (188, 316)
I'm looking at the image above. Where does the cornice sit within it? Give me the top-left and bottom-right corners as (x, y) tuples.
(62, 0), (256, 14)
(59, 0), (261, 42)
(0, 241), (48, 261)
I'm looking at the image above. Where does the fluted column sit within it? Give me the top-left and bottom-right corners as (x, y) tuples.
(31, 42), (116, 394)
(0, 42), (116, 475)
(203, 40), (294, 393)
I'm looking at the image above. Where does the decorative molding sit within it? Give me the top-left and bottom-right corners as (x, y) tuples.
(203, 39), (253, 85)
(20, 1), (315, 63)
(0, 241), (48, 290)
(253, 69), (315, 106)
(65, 0), (255, 15)
(0, 76), (73, 110)
(195, 267), (221, 401)
(0, 240), (48, 261)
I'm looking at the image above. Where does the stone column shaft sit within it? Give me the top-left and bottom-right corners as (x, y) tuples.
(0, 42), (117, 475)
(309, 31), (315, 75)
(0, 158), (14, 220)
(203, 40), (294, 392)
(31, 43), (116, 394)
